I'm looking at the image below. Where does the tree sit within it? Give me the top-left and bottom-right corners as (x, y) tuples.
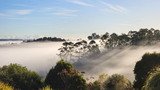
(0, 82), (13, 90)
(134, 53), (160, 89)
(45, 60), (87, 90)
(88, 74), (108, 90)
(87, 33), (100, 40)
(88, 40), (100, 57)
(107, 33), (118, 48)
(88, 36), (92, 40)
(88, 81), (101, 90)
(0, 63), (42, 90)
(103, 74), (133, 90)
(142, 67), (160, 90)
(101, 32), (109, 41)
(59, 41), (74, 60)
(118, 34), (130, 46)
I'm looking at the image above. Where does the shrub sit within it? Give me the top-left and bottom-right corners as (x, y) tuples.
(0, 82), (13, 90)
(45, 60), (87, 90)
(0, 63), (42, 90)
(134, 52), (160, 89)
(103, 74), (133, 90)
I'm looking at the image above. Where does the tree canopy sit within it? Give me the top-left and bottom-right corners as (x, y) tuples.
(45, 60), (87, 90)
(134, 52), (160, 89)
(143, 67), (160, 90)
(0, 82), (13, 90)
(0, 63), (42, 90)
(103, 74), (133, 90)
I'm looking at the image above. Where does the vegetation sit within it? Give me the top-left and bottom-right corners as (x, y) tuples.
(88, 73), (108, 90)
(134, 52), (160, 89)
(103, 74), (133, 90)
(59, 28), (160, 61)
(25, 37), (65, 42)
(142, 67), (160, 90)
(87, 33), (100, 40)
(0, 82), (13, 90)
(2, 28), (160, 89)
(88, 81), (101, 90)
(98, 28), (160, 48)
(45, 60), (87, 90)
(0, 63), (42, 90)
(59, 40), (100, 60)
(41, 86), (53, 90)
(1, 52), (160, 90)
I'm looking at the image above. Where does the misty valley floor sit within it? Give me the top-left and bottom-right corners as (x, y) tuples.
(0, 42), (160, 81)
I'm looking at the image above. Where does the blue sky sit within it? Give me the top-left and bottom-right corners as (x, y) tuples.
(0, 0), (160, 39)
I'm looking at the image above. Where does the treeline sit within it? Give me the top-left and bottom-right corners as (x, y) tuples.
(1, 53), (160, 90)
(88, 28), (160, 47)
(0, 39), (22, 41)
(59, 28), (160, 61)
(24, 37), (66, 42)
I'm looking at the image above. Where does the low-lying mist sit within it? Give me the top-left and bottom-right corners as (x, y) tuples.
(74, 44), (160, 81)
(1, 42), (160, 81)
(0, 42), (63, 77)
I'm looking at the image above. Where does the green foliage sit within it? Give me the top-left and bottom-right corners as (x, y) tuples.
(97, 73), (108, 83)
(134, 52), (160, 89)
(45, 60), (87, 90)
(101, 28), (160, 48)
(0, 82), (13, 90)
(103, 74), (133, 90)
(87, 73), (108, 90)
(142, 67), (160, 90)
(41, 86), (53, 90)
(88, 81), (101, 90)
(0, 63), (42, 90)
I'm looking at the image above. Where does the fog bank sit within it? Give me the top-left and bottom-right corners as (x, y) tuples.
(75, 44), (160, 81)
(1, 42), (160, 81)
(0, 42), (63, 77)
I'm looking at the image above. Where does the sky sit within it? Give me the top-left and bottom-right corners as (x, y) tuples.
(0, 0), (160, 39)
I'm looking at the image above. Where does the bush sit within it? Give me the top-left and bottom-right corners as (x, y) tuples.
(142, 67), (160, 90)
(0, 82), (13, 90)
(45, 60), (87, 90)
(103, 74), (133, 90)
(0, 63), (42, 90)
(134, 53), (160, 89)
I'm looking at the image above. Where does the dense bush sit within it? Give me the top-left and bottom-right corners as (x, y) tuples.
(103, 74), (133, 90)
(134, 53), (160, 89)
(45, 60), (87, 90)
(142, 67), (160, 90)
(0, 82), (13, 90)
(0, 63), (42, 90)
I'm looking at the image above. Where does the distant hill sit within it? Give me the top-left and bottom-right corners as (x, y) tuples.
(0, 39), (23, 41)
(24, 37), (66, 42)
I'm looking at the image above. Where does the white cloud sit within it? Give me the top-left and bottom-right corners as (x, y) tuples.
(53, 9), (78, 16)
(15, 9), (33, 15)
(66, 0), (94, 7)
(100, 1), (127, 14)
